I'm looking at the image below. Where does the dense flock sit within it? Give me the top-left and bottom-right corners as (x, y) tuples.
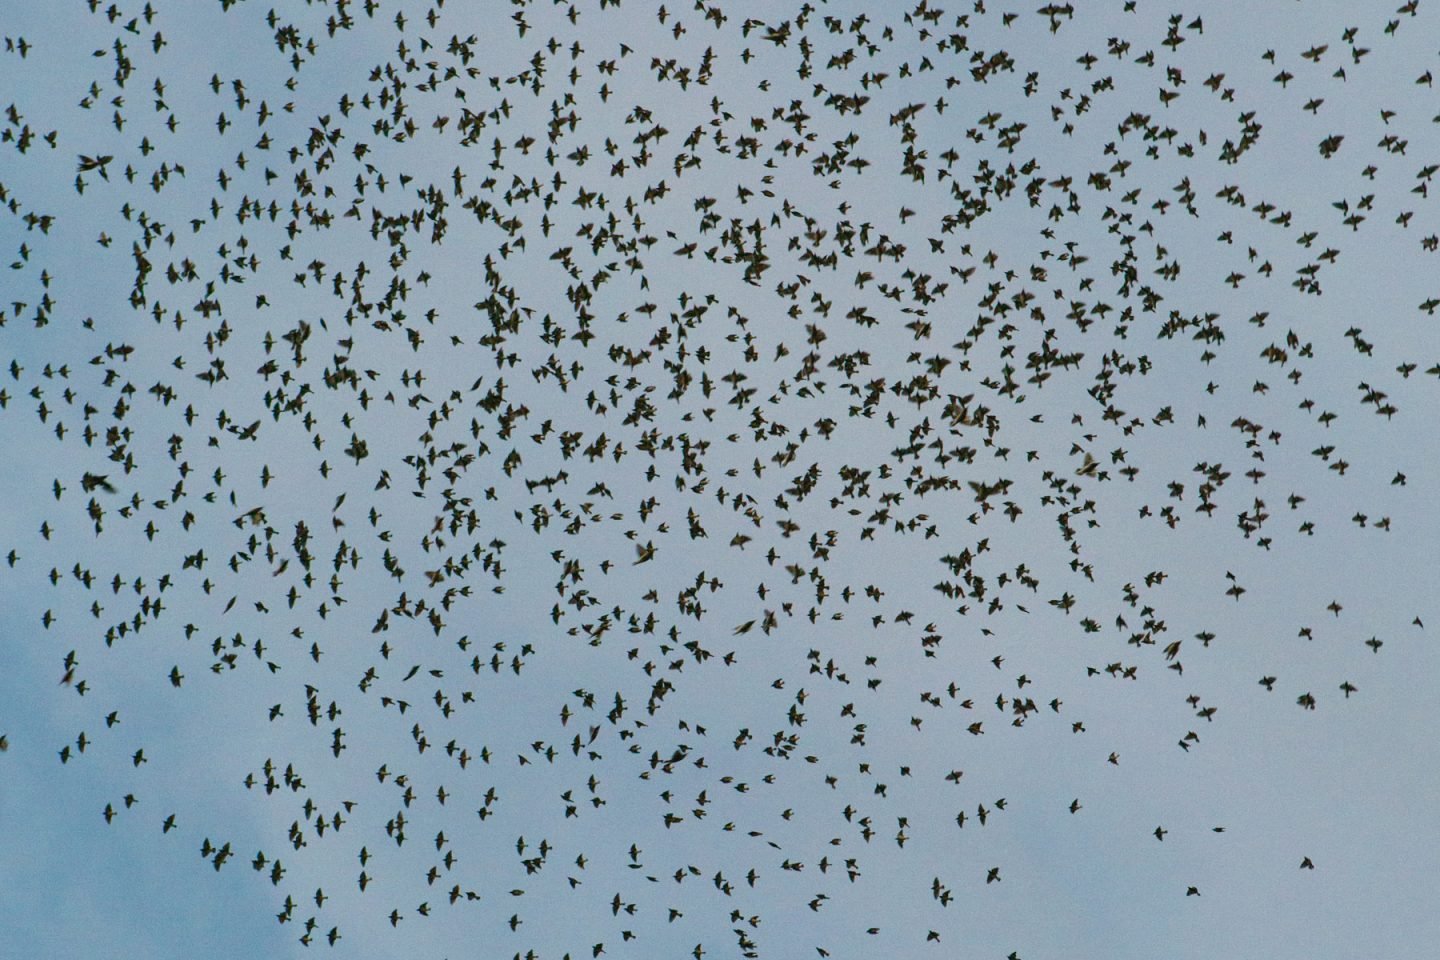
(3, 1), (1438, 957)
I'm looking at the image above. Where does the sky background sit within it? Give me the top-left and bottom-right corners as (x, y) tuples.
(2, 1), (1439, 958)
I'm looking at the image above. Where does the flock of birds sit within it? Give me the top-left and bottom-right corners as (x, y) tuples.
(3, 0), (1438, 957)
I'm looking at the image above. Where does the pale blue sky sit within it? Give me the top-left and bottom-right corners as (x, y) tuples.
(2, 1), (1438, 958)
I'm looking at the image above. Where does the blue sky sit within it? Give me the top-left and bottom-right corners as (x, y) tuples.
(2, 1), (1438, 957)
